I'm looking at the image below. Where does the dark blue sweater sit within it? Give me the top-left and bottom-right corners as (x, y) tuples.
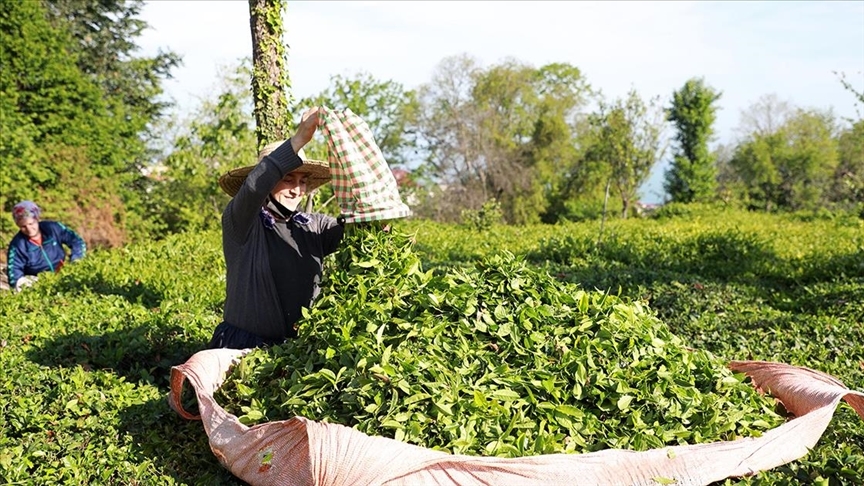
(221, 141), (343, 341)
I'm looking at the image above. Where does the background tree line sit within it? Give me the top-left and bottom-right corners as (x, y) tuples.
(1, 0), (862, 252)
(0, 0), (179, 247)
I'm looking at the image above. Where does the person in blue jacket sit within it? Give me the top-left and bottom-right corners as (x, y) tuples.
(6, 200), (86, 291)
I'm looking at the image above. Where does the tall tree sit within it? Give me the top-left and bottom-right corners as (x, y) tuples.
(470, 59), (542, 223)
(413, 54), (484, 222)
(713, 143), (746, 205)
(45, 0), (180, 130)
(730, 108), (839, 211)
(297, 72), (419, 167)
(0, 0), (159, 246)
(828, 73), (863, 209)
(828, 120), (864, 207)
(737, 94), (792, 138)
(43, 0), (181, 240)
(248, 0), (291, 147)
(414, 54), (590, 224)
(582, 90), (667, 219)
(664, 78), (722, 203)
(1, 0), (180, 246)
(144, 62), (257, 235)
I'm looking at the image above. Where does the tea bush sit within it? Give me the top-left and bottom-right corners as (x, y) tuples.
(216, 225), (782, 457)
(409, 211), (864, 484)
(0, 208), (861, 484)
(0, 231), (244, 485)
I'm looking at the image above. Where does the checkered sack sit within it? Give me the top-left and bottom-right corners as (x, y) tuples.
(317, 107), (412, 223)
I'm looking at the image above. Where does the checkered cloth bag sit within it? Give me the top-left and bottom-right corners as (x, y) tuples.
(317, 107), (412, 223)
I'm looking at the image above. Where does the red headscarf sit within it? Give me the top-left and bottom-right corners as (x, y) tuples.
(12, 200), (41, 224)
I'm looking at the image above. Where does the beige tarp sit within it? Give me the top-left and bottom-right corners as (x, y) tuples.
(169, 348), (864, 486)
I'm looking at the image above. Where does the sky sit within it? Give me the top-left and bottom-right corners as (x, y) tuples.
(138, 1), (864, 203)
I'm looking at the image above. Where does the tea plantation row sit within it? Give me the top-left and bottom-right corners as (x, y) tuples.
(0, 205), (861, 484)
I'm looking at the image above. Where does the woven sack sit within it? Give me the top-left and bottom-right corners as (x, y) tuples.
(317, 107), (412, 224)
(170, 351), (864, 486)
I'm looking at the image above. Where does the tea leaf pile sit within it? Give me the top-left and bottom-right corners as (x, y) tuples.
(216, 223), (782, 456)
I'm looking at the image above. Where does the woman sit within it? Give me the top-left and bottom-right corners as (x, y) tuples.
(6, 200), (87, 291)
(208, 107), (344, 349)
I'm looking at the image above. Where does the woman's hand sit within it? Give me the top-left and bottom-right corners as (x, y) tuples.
(290, 107), (320, 153)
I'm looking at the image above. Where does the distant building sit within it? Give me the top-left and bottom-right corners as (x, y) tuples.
(390, 167), (421, 207)
(391, 167), (413, 187)
(141, 162), (169, 182)
(635, 201), (662, 216)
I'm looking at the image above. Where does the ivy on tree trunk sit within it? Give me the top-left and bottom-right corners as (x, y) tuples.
(248, 0), (292, 148)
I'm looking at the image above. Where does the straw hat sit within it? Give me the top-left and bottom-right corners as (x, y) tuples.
(218, 141), (331, 197)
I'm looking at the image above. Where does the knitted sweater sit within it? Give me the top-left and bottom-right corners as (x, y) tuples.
(221, 141), (343, 340)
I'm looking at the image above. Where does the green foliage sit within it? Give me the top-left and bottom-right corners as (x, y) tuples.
(410, 210), (864, 484)
(413, 54), (591, 225)
(143, 62), (256, 235)
(0, 0), (112, 242)
(730, 107), (840, 212)
(664, 78), (722, 203)
(580, 90), (667, 218)
(650, 201), (732, 220)
(0, 0), (179, 248)
(0, 231), (242, 484)
(829, 120), (864, 207)
(44, 0), (180, 133)
(0, 209), (862, 483)
(460, 199), (504, 231)
(3, 1), (860, 252)
(217, 224), (781, 458)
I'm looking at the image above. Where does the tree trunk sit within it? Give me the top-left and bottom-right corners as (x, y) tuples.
(597, 178), (612, 249)
(248, 0), (292, 148)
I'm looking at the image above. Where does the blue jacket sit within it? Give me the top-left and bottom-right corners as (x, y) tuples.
(6, 221), (86, 288)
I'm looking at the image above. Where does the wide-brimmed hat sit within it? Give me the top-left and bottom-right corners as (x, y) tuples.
(218, 141), (331, 197)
